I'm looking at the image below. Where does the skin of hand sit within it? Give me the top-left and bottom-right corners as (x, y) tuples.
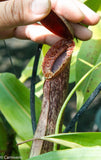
(0, 0), (100, 45)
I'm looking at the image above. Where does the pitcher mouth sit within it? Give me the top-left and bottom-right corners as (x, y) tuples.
(42, 39), (75, 79)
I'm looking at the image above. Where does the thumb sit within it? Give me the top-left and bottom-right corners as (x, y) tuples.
(0, 0), (51, 29)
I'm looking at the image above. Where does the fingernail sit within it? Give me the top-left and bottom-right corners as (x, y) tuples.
(31, 0), (51, 15)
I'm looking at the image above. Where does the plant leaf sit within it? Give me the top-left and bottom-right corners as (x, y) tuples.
(19, 57), (35, 83)
(35, 80), (44, 97)
(85, 0), (101, 12)
(28, 146), (101, 160)
(69, 40), (82, 83)
(16, 136), (31, 160)
(41, 44), (50, 56)
(0, 73), (41, 143)
(41, 132), (101, 148)
(76, 21), (101, 109)
(20, 44), (50, 83)
(55, 61), (101, 140)
(37, 44), (50, 78)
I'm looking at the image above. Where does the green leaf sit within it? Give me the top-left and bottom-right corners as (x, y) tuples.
(89, 18), (101, 40)
(19, 57), (35, 83)
(0, 73), (41, 142)
(28, 146), (101, 160)
(41, 44), (50, 56)
(69, 40), (82, 83)
(69, 52), (77, 83)
(16, 136), (31, 160)
(76, 21), (101, 109)
(19, 44), (50, 83)
(37, 44), (50, 78)
(85, 0), (101, 12)
(35, 80), (44, 97)
(42, 132), (101, 148)
(55, 61), (101, 141)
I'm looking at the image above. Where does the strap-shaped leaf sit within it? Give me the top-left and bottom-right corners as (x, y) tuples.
(41, 132), (101, 148)
(0, 73), (41, 142)
(76, 19), (101, 109)
(28, 146), (101, 160)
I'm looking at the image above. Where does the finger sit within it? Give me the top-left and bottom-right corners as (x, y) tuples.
(14, 24), (62, 45)
(14, 23), (92, 45)
(51, 0), (85, 23)
(70, 23), (92, 40)
(73, 0), (100, 25)
(0, 0), (51, 29)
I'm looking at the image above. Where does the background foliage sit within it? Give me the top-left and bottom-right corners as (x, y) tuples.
(0, 0), (101, 159)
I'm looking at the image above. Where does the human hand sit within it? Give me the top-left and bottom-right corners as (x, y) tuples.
(0, 0), (100, 45)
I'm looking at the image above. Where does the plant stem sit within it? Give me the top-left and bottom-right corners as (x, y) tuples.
(30, 39), (74, 157)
